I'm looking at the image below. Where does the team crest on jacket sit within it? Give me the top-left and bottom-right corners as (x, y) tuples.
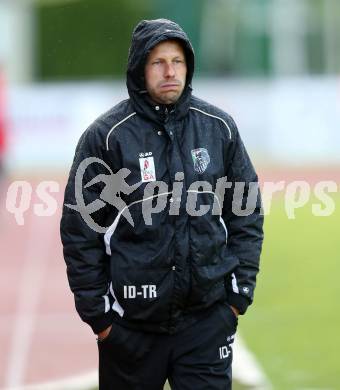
(191, 148), (210, 174)
(139, 152), (156, 182)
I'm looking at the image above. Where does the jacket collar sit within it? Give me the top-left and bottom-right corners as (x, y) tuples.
(130, 87), (192, 125)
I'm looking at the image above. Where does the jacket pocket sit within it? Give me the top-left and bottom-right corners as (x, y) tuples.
(188, 214), (238, 305)
(97, 322), (153, 370)
(111, 260), (174, 323)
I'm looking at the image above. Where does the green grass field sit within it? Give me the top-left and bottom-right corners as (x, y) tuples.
(240, 194), (340, 389)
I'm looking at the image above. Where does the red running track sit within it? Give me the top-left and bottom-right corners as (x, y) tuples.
(0, 176), (97, 389)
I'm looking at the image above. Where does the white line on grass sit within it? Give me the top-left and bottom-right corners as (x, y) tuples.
(233, 334), (272, 389)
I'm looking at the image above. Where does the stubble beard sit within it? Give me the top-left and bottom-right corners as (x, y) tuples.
(152, 86), (184, 105)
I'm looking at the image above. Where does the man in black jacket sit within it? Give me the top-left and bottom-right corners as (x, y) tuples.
(61, 18), (264, 390)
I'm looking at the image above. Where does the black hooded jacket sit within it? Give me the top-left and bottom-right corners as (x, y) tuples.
(60, 19), (264, 334)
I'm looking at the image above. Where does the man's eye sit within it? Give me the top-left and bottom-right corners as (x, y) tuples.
(152, 61), (161, 65)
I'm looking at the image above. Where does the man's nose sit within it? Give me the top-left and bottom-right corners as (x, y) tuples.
(164, 62), (175, 78)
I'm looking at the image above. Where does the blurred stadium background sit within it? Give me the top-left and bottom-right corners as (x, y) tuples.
(0, 0), (339, 389)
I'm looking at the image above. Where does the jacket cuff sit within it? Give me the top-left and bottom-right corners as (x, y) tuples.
(87, 311), (115, 334)
(226, 292), (250, 315)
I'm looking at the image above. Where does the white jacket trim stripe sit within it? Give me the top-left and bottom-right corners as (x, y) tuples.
(231, 272), (239, 294)
(104, 192), (173, 255)
(189, 107), (232, 140)
(106, 112), (136, 150)
(110, 282), (125, 317)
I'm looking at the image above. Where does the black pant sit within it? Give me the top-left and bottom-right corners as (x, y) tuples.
(97, 302), (238, 390)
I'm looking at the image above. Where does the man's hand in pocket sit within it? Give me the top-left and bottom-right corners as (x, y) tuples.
(97, 325), (112, 341)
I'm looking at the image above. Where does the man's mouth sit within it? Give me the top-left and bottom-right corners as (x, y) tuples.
(160, 82), (180, 89)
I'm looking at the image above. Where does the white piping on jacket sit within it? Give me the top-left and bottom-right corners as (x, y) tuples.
(189, 106), (232, 140)
(104, 191), (173, 255)
(110, 282), (124, 317)
(102, 294), (110, 313)
(106, 112), (136, 150)
(231, 272), (239, 294)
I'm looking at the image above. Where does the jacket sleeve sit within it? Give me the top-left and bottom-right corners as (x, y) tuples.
(222, 117), (264, 314)
(60, 124), (115, 334)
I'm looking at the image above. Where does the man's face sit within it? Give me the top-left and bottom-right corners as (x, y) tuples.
(144, 40), (187, 105)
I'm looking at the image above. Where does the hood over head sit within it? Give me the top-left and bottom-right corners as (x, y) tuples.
(126, 19), (195, 122)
